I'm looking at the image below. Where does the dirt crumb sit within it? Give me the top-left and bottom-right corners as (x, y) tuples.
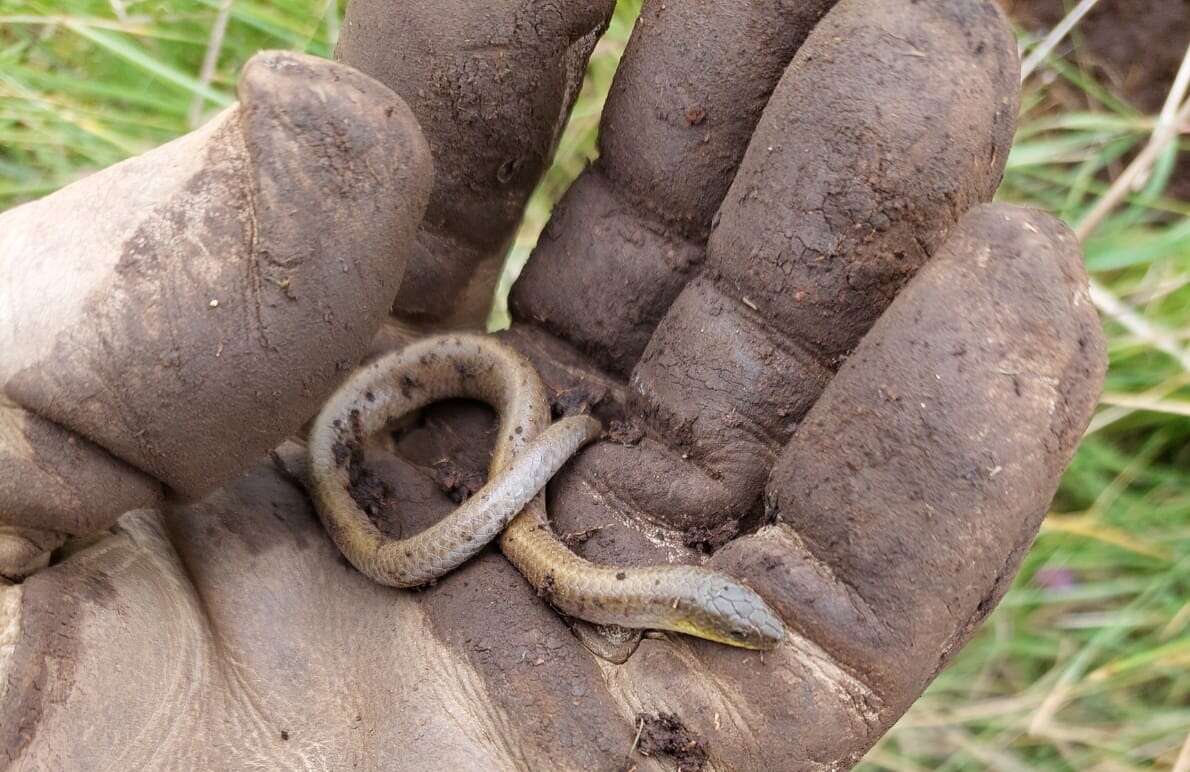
(683, 520), (739, 553)
(550, 382), (607, 419)
(562, 526), (603, 547)
(346, 463), (402, 537)
(606, 417), (645, 446)
(538, 570), (556, 601)
(399, 373), (420, 398)
(635, 712), (708, 771)
(432, 459), (486, 504)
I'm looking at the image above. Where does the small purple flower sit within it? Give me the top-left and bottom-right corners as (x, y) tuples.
(1034, 566), (1078, 590)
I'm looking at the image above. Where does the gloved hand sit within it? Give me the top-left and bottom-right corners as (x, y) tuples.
(0, 1), (1106, 769)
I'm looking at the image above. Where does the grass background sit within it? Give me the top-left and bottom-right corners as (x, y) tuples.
(1, 0), (1187, 768)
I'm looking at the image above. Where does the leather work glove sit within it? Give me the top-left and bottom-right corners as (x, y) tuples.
(0, 0), (1106, 769)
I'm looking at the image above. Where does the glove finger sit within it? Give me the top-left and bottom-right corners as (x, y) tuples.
(545, 0), (1019, 543)
(0, 52), (430, 506)
(647, 203), (1105, 767)
(337, 0), (617, 328)
(511, 0), (838, 375)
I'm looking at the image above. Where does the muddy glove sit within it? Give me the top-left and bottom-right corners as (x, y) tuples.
(0, 1), (1105, 770)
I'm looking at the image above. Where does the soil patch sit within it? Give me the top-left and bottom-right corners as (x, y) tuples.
(1000, 0), (1190, 196)
(634, 712), (708, 771)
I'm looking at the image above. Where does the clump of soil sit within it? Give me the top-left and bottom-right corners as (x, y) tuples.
(549, 382), (607, 419)
(431, 458), (485, 504)
(605, 417), (645, 446)
(634, 712), (708, 771)
(346, 462), (403, 539)
(682, 520), (739, 553)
